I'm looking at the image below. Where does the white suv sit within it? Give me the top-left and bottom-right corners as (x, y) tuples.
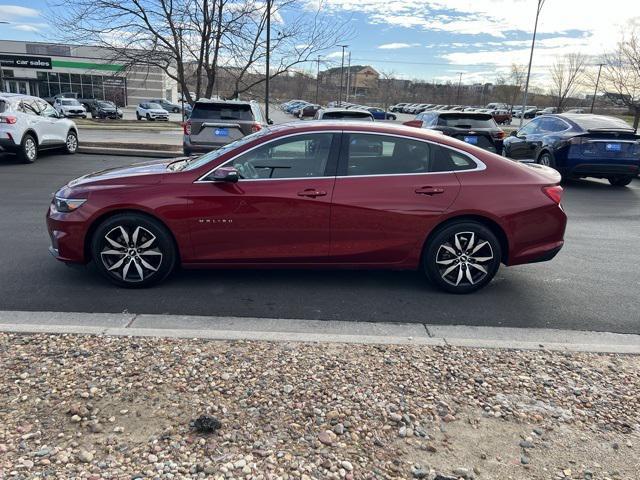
(136, 102), (169, 121)
(53, 98), (87, 118)
(0, 93), (79, 163)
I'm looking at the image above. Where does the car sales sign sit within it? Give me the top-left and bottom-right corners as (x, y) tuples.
(0, 55), (52, 70)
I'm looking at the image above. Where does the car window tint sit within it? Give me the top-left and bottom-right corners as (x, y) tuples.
(20, 100), (39, 116)
(436, 114), (497, 128)
(323, 111), (373, 120)
(192, 103), (254, 121)
(519, 119), (540, 135)
(431, 146), (477, 172)
(231, 133), (334, 179)
(345, 134), (432, 176)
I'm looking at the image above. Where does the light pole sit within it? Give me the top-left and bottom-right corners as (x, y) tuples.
(315, 55), (321, 104)
(519, 0), (545, 127)
(264, 0), (271, 122)
(178, 26), (185, 122)
(0, 21), (9, 92)
(338, 44), (348, 105)
(590, 63), (604, 113)
(455, 72), (463, 104)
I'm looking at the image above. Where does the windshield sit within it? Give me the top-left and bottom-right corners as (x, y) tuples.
(148, 103), (163, 109)
(191, 103), (254, 121)
(323, 111), (373, 120)
(98, 101), (115, 108)
(61, 99), (80, 105)
(437, 114), (497, 128)
(176, 129), (270, 172)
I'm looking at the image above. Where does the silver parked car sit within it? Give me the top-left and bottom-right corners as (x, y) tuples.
(0, 93), (79, 163)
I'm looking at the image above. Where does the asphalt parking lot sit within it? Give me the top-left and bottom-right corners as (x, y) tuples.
(0, 151), (638, 334)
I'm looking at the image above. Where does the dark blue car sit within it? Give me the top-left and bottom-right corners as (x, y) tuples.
(367, 107), (396, 121)
(503, 114), (640, 186)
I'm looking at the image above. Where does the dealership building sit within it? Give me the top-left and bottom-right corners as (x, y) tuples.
(0, 40), (178, 106)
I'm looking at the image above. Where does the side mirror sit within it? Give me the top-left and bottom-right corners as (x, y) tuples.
(509, 130), (518, 137)
(212, 166), (239, 183)
(267, 119), (274, 125)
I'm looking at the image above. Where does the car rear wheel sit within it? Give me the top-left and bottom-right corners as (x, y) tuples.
(18, 134), (38, 164)
(423, 221), (501, 294)
(537, 152), (556, 168)
(608, 175), (634, 187)
(91, 213), (177, 288)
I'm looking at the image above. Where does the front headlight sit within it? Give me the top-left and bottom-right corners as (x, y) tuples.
(53, 196), (86, 213)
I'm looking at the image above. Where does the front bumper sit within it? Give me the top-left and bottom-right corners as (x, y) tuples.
(46, 204), (90, 264)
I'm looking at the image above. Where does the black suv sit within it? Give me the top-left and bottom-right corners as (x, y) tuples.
(87, 100), (123, 119)
(405, 111), (505, 154)
(182, 100), (268, 155)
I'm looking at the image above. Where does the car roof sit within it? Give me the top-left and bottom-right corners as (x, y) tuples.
(322, 108), (371, 113)
(0, 93), (37, 101)
(265, 121), (449, 139)
(555, 113), (635, 131)
(194, 99), (256, 105)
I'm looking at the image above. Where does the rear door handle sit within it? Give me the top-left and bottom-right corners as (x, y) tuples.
(297, 189), (327, 198)
(415, 186), (445, 195)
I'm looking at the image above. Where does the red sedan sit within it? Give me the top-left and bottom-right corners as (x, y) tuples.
(47, 122), (567, 293)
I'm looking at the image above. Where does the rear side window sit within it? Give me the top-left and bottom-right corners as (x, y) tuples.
(343, 134), (432, 176)
(192, 103), (254, 121)
(437, 115), (497, 128)
(431, 146), (477, 172)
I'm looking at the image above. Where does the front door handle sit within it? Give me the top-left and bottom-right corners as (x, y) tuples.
(297, 189), (327, 198)
(415, 186), (445, 195)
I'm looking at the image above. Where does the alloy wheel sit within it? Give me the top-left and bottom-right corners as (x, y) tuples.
(25, 138), (37, 161)
(435, 231), (494, 287)
(66, 133), (78, 152)
(100, 225), (163, 283)
(539, 154), (551, 166)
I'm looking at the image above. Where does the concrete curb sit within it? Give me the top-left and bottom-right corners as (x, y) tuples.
(78, 146), (182, 158)
(0, 311), (638, 354)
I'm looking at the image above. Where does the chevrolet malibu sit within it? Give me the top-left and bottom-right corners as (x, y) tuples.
(47, 122), (567, 293)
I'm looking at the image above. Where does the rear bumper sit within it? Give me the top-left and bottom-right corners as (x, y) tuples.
(566, 162), (639, 178)
(0, 137), (19, 152)
(183, 136), (227, 153)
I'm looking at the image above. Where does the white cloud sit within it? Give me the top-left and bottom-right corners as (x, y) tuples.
(325, 50), (346, 59)
(316, 0), (640, 56)
(12, 24), (45, 32)
(378, 42), (420, 49)
(0, 5), (40, 18)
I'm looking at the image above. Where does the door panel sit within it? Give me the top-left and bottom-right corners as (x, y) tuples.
(330, 173), (460, 263)
(188, 178), (335, 262)
(330, 133), (461, 264)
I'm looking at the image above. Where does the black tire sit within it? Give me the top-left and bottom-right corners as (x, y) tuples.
(146, 113), (151, 121)
(173, 107), (179, 113)
(136, 113), (141, 120)
(608, 176), (633, 187)
(537, 152), (556, 168)
(423, 221), (501, 294)
(18, 133), (38, 164)
(91, 213), (177, 288)
(64, 130), (79, 154)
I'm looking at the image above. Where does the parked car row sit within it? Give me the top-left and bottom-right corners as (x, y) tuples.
(280, 100), (397, 121)
(390, 103), (513, 125)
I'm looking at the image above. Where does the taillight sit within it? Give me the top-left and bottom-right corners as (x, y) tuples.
(492, 130), (505, 139)
(569, 137), (586, 145)
(403, 120), (423, 128)
(542, 185), (563, 204)
(251, 122), (262, 133)
(183, 120), (191, 135)
(0, 115), (17, 124)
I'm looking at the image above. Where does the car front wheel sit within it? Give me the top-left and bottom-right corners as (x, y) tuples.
(64, 130), (78, 154)
(423, 221), (501, 294)
(608, 175), (634, 187)
(92, 213), (177, 288)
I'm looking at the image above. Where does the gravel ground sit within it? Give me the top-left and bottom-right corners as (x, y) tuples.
(1, 333), (639, 480)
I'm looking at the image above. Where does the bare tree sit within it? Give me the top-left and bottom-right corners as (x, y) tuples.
(601, 28), (640, 129)
(549, 53), (586, 111)
(48, 0), (351, 104)
(494, 64), (526, 110)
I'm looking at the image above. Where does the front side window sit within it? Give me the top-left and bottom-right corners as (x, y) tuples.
(344, 134), (432, 176)
(230, 133), (334, 179)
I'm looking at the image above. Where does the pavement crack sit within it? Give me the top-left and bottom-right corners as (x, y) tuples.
(423, 324), (433, 337)
(125, 314), (139, 329)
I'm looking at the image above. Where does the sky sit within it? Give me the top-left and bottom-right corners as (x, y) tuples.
(1, 0), (639, 88)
